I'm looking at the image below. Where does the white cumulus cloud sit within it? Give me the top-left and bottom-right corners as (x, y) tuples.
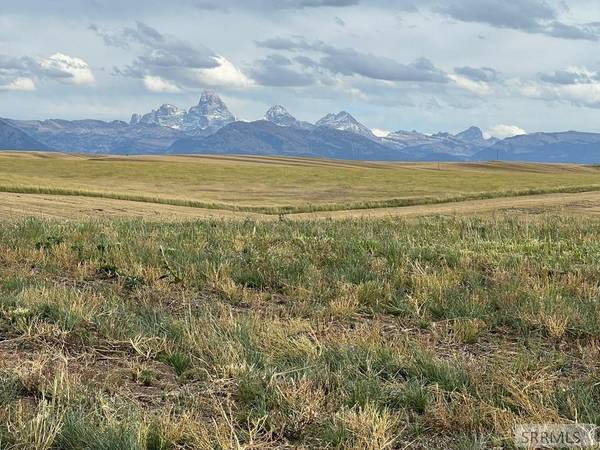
(486, 124), (526, 138)
(143, 75), (181, 93)
(193, 56), (254, 88)
(449, 74), (492, 96)
(0, 77), (36, 92)
(38, 53), (95, 85)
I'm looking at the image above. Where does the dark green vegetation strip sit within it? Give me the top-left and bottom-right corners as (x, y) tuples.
(1, 216), (600, 448)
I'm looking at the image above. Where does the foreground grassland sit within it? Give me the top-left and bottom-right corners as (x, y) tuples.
(2, 152), (600, 214)
(1, 216), (600, 449)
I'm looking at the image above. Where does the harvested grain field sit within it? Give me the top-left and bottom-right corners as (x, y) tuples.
(2, 151), (600, 218)
(3, 190), (600, 221)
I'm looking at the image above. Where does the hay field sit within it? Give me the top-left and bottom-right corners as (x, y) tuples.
(1, 152), (600, 216)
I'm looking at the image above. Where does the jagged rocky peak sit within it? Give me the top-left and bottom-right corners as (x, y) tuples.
(140, 104), (187, 129)
(387, 129), (427, 139)
(132, 91), (236, 132)
(265, 105), (298, 127)
(184, 90), (235, 130)
(316, 111), (374, 138)
(455, 126), (484, 142)
(317, 111), (356, 127)
(130, 113), (141, 126)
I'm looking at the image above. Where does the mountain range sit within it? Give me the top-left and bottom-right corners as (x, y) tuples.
(1, 90), (600, 163)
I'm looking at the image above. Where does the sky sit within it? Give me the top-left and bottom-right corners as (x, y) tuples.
(1, 0), (600, 137)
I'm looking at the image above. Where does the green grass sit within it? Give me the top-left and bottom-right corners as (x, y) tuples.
(2, 152), (600, 214)
(1, 215), (600, 448)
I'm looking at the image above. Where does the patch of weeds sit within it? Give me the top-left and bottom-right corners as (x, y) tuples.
(1, 277), (37, 293)
(56, 412), (139, 450)
(453, 318), (486, 344)
(35, 235), (63, 251)
(0, 371), (26, 407)
(161, 352), (191, 377)
(319, 420), (351, 448)
(236, 371), (279, 421)
(97, 264), (120, 279)
(454, 433), (488, 450)
(70, 243), (85, 260)
(409, 352), (471, 393)
(555, 380), (600, 425)
(39, 302), (81, 331)
(145, 420), (173, 450)
(355, 281), (391, 311)
(345, 377), (383, 408)
(7, 306), (37, 332)
(428, 287), (491, 322)
(0, 423), (16, 450)
(132, 367), (158, 387)
(386, 381), (429, 414)
(123, 275), (146, 291)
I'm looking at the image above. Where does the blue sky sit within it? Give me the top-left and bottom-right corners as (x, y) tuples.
(1, 0), (600, 137)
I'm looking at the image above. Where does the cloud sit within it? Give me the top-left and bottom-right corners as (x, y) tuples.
(334, 16), (346, 26)
(454, 66), (498, 83)
(3, 0), (420, 14)
(514, 66), (600, 108)
(539, 67), (599, 85)
(486, 124), (526, 138)
(436, 0), (599, 41)
(256, 36), (449, 83)
(143, 76), (181, 93)
(249, 54), (316, 86)
(438, 0), (554, 31)
(93, 22), (218, 70)
(321, 51), (448, 82)
(192, 56), (254, 88)
(0, 77), (36, 92)
(545, 21), (600, 41)
(0, 52), (94, 91)
(516, 67), (600, 108)
(278, 0), (358, 7)
(37, 53), (95, 85)
(255, 36), (319, 51)
(448, 74), (492, 95)
(94, 22), (250, 90)
(192, 0), (362, 10)
(191, 0), (361, 9)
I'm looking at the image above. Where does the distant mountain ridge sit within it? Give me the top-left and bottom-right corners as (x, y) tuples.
(475, 131), (600, 163)
(0, 119), (51, 151)
(2, 90), (600, 162)
(168, 120), (409, 160)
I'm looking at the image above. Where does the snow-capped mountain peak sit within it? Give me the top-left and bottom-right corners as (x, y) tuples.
(454, 126), (485, 143)
(265, 105), (297, 127)
(134, 91), (235, 132)
(184, 90), (235, 131)
(139, 104), (187, 129)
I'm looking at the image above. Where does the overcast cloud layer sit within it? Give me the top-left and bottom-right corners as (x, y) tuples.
(2, 0), (600, 135)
